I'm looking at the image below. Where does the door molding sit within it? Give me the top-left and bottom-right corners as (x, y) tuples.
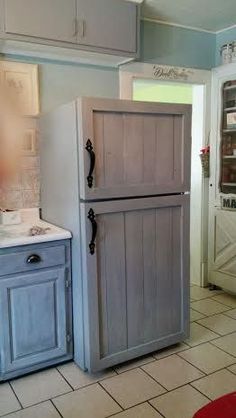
(119, 62), (212, 287)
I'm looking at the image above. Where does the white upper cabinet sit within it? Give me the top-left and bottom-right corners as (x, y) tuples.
(77, 0), (137, 53)
(4, 0), (77, 43)
(2, 0), (139, 58)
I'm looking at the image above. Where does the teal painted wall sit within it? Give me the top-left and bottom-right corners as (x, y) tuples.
(141, 20), (216, 70)
(5, 19), (222, 113)
(216, 27), (236, 66)
(38, 62), (119, 113)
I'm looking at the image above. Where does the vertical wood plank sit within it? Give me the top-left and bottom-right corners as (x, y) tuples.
(174, 115), (183, 185)
(96, 215), (108, 357)
(97, 213), (127, 356)
(124, 114), (144, 184)
(143, 116), (157, 184)
(155, 208), (173, 337)
(171, 206), (182, 333)
(103, 113), (124, 187)
(143, 209), (158, 342)
(93, 112), (105, 188)
(155, 115), (174, 184)
(125, 211), (144, 347)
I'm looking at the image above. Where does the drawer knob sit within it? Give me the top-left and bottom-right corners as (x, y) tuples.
(26, 254), (42, 264)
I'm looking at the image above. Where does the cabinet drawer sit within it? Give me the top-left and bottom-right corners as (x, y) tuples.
(0, 245), (66, 276)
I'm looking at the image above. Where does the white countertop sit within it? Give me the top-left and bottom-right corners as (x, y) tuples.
(0, 210), (72, 249)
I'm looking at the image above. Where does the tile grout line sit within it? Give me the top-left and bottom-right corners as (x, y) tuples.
(49, 399), (64, 418)
(8, 381), (23, 410)
(193, 321), (222, 337)
(140, 362), (206, 392)
(147, 400), (166, 417)
(56, 367), (75, 392)
(209, 340), (236, 358)
(140, 367), (168, 392)
(209, 328), (236, 341)
(98, 381), (125, 412)
(189, 381), (213, 401)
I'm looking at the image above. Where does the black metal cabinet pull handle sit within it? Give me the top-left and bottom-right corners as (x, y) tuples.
(27, 254), (42, 264)
(85, 139), (95, 188)
(88, 209), (97, 255)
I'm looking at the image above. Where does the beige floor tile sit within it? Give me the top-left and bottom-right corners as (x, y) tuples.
(191, 369), (236, 400)
(191, 299), (231, 315)
(179, 342), (235, 374)
(190, 286), (222, 301)
(53, 383), (121, 418)
(58, 362), (116, 389)
(150, 385), (209, 418)
(228, 364), (236, 374)
(197, 314), (236, 336)
(114, 355), (155, 374)
(190, 309), (205, 322)
(11, 369), (71, 408)
(185, 323), (218, 347)
(225, 308), (236, 319)
(1, 401), (61, 418)
(153, 343), (189, 360)
(0, 383), (21, 417)
(212, 332), (236, 356)
(110, 403), (163, 417)
(142, 354), (204, 391)
(212, 293), (236, 308)
(100, 368), (165, 409)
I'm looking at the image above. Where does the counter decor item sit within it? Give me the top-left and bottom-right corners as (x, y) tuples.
(200, 146), (210, 178)
(0, 209), (21, 225)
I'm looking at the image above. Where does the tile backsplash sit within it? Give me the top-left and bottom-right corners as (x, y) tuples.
(0, 119), (40, 210)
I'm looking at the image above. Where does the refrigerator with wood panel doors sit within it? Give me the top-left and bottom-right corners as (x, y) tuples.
(40, 97), (192, 372)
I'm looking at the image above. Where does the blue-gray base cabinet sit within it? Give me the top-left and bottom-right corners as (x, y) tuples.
(0, 240), (73, 381)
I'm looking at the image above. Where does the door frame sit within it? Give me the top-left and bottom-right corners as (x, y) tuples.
(119, 62), (212, 287)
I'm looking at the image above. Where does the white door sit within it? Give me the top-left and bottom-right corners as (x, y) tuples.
(78, 97), (192, 200)
(77, 0), (137, 53)
(209, 209), (236, 293)
(5, 0), (77, 43)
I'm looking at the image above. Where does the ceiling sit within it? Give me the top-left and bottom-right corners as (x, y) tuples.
(142, 0), (236, 32)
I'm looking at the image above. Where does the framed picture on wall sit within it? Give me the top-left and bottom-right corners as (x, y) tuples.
(21, 128), (37, 156)
(0, 61), (39, 116)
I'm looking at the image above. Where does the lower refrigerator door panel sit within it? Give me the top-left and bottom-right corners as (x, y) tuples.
(79, 194), (190, 372)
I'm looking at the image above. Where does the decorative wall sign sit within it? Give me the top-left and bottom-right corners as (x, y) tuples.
(221, 196), (236, 211)
(153, 65), (193, 81)
(0, 61), (39, 116)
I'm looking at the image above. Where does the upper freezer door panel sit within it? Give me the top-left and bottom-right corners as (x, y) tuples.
(78, 98), (192, 200)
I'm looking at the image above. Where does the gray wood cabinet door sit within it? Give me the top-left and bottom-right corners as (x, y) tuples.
(0, 268), (69, 374)
(78, 98), (192, 200)
(80, 194), (190, 372)
(77, 0), (137, 53)
(4, 0), (77, 43)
